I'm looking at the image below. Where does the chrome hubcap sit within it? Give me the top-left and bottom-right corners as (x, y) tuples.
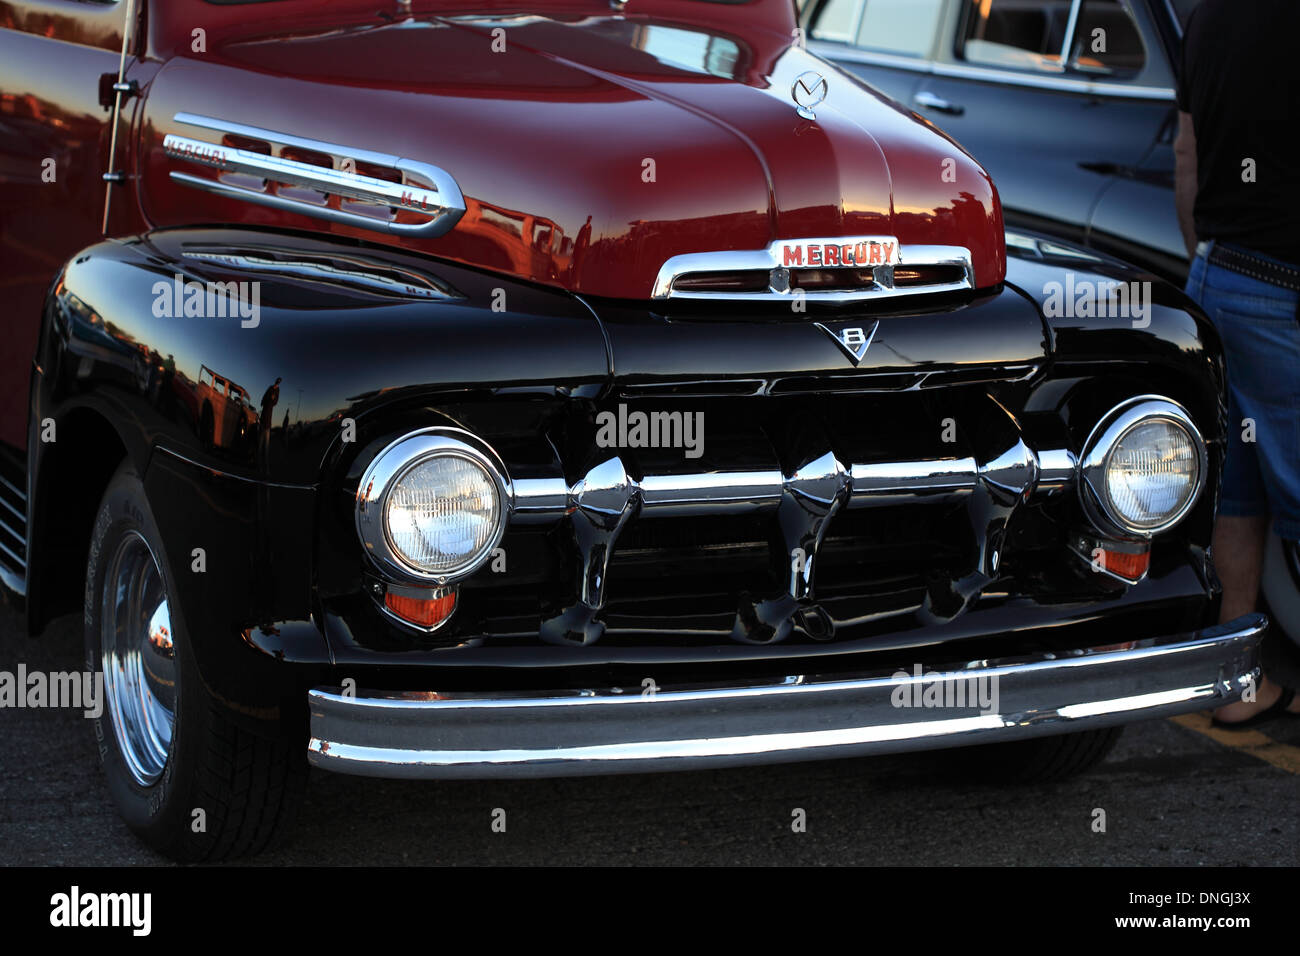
(101, 531), (176, 786)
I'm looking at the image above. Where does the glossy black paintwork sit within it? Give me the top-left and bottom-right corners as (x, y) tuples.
(14, 222), (1229, 724)
(595, 286), (1047, 386)
(38, 228), (612, 485)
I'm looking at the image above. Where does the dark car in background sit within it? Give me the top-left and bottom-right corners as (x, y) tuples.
(802, 0), (1195, 284)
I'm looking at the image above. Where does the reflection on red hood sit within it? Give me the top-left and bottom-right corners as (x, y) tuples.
(140, 1), (1006, 298)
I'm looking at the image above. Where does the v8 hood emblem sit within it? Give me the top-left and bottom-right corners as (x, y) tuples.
(815, 321), (879, 366)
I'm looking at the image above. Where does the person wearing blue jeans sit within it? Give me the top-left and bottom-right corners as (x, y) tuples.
(1175, 0), (1300, 726)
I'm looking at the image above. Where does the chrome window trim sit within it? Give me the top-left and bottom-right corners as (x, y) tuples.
(809, 39), (1176, 101)
(847, 0), (868, 46)
(1057, 0), (1084, 74)
(1078, 395), (1207, 538)
(164, 113), (466, 238)
(651, 241), (974, 302)
(806, 0), (867, 45)
(355, 429), (512, 585)
(1161, 0), (1188, 36)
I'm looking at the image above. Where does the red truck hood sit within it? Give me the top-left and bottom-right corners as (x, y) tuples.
(139, 4), (1006, 298)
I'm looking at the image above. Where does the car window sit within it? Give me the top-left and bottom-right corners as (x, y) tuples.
(961, 0), (1074, 73)
(1067, 0), (1146, 76)
(809, 0), (942, 57)
(858, 0), (943, 57)
(809, 0), (863, 44)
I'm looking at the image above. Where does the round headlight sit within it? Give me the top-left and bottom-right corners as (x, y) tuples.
(386, 454), (500, 575)
(1104, 420), (1200, 530)
(356, 430), (509, 583)
(1081, 397), (1206, 537)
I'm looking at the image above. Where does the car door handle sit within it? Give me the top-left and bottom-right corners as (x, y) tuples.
(914, 91), (964, 115)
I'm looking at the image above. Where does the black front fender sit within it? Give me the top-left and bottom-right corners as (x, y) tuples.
(36, 227), (612, 487)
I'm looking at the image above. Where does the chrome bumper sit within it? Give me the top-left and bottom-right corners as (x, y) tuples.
(306, 614), (1265, 779)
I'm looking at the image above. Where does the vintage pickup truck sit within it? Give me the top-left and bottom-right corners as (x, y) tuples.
(0, 0), (1264, 860)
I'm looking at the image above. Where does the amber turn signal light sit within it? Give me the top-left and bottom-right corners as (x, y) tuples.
(384, 588), (457, 629)
(1071, 532), (1151, 584)
(1094, 547), (1150, 582)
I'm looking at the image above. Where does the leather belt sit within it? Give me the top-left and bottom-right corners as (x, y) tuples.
(1198, 240), (1300, 293)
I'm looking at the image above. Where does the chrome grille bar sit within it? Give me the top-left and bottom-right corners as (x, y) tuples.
(511, 447), (1075, 524)
(638, 471), (784, 516)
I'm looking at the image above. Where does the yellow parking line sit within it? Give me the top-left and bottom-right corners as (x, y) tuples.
(1169, 712), (1300, 774)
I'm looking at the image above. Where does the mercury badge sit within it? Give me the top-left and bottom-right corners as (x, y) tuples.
(792, 71), (828, 120)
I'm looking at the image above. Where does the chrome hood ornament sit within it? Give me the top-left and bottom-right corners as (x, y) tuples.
(791, 71), (828, 120)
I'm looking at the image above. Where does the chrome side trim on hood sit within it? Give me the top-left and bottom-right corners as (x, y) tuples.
(163, 113), (466, 237)
(179, 248), (463, 301)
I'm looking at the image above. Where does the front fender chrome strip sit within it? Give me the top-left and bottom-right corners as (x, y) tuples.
(163, 113), (466, 238)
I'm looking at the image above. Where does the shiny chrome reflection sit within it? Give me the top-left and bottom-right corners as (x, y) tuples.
(652, 242), (973, 302)
(355, 428), (511, 586)
(780, 450), (850, 602)
(101, 531), (176, 787)
(305, 615), (1265, 778)
(165, 113), (467, 238)
(1078, 395), (1207, 538)
(511, 445), (1078, 523)
(180, 248), (463, 301)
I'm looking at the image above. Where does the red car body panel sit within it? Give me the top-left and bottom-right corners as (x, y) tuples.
(1, 0), (1004, 445)
(137, 0), (1005, 300)
(0, 0), (143, 450)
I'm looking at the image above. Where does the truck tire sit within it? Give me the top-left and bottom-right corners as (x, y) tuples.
(84, 461), (306, 861)
(958, 726), (1123, 783)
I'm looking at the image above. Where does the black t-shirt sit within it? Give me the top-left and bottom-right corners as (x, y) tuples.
(1177, 0), (1300, 266)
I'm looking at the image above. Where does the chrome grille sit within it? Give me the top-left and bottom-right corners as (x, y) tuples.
(652, 242), (975, 303)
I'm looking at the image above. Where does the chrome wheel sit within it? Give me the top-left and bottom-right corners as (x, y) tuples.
(101, 530), (177, 786)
